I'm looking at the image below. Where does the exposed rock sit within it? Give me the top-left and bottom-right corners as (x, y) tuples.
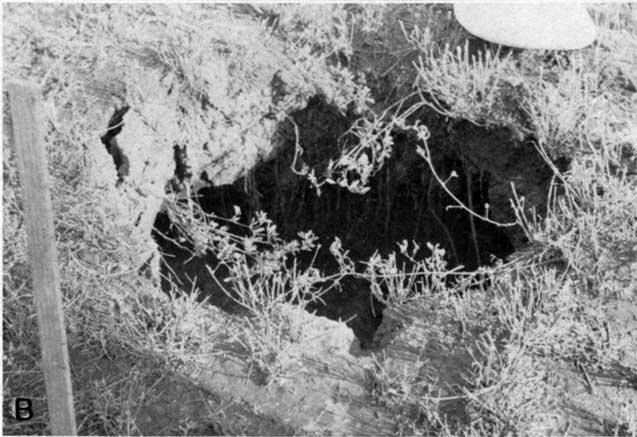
(371, 294), (491, 432)
(69, 4), (370, 286)
(180, 303), (398, 435)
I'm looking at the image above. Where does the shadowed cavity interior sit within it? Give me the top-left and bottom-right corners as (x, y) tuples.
(152, 97), (537, 347)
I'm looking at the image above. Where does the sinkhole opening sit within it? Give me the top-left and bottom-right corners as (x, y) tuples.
(152, 96), (520, 347)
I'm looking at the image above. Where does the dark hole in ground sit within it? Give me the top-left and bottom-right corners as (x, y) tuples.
(152, 96), (519, 347)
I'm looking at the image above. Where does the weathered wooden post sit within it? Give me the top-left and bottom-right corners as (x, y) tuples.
(6, 81), (77, 436)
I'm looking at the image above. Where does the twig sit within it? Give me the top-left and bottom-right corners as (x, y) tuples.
(427, 174), (460, 266)
(464, 161), (482, 266)
(575, 359), (596, 395)
(413, 127), (517, 228)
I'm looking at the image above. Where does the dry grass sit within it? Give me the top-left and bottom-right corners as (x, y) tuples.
(3, 3), (637, 436)
(354, 3), (637, 435)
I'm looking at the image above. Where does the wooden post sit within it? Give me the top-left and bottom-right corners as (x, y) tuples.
(6, 81), (77, 436)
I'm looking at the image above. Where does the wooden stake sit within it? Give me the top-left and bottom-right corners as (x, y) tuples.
(6, 81), (77, 436)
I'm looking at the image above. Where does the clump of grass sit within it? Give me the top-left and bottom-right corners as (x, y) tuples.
(362, 240), (453, 306)
(513, 150), (637, 297)
(349, 4), (467, 106)
(413, 40), (527, 136)
(163, 198), (345, 380)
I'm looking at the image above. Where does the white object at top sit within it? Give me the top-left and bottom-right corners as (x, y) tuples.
(453, 3), (597, 50)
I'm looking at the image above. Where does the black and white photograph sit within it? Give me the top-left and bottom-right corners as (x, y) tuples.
(2, 2), (636, 435)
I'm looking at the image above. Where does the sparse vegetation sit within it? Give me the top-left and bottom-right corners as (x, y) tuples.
(3, 3), (636, 436)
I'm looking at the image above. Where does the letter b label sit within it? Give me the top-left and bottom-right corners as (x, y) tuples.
(15, 398), (33, 420)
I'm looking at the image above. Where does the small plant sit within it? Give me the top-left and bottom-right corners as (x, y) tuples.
(363, 240), (453, 306)
(412, 38), (528, 137)
(156, 200), (332, 380)
(512, 141), (637, 297)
